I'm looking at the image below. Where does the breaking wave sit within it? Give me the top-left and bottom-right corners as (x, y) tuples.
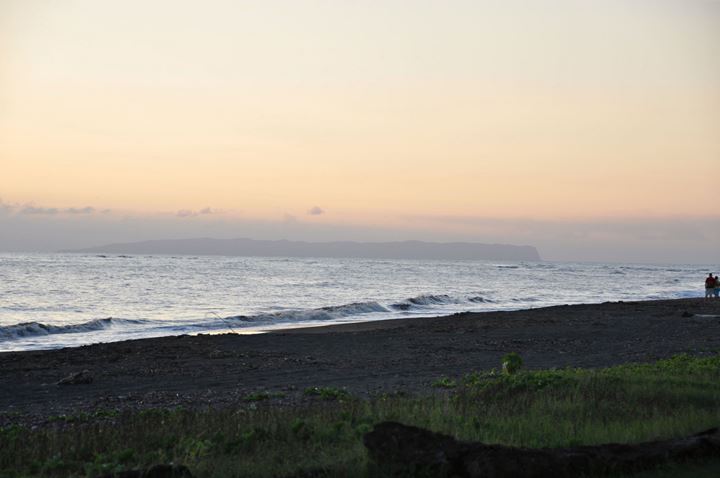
(0, 318), (146, 341)
(226, 301), (389, 324)
(389, 294), (490, 311)
(1, 295), (497, 343)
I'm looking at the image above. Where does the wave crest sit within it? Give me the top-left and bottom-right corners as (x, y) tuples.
(390, 294), (456, 310)
(390, 293), (493, 310)
(0, 318), (144, 341)
(227, 301), (388, 324)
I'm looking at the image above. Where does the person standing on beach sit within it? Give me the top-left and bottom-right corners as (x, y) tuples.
(715, 276), (720, 298)
(706, 273), (716, 298)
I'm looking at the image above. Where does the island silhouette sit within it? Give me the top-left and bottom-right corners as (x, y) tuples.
(62, 237), (541, 261)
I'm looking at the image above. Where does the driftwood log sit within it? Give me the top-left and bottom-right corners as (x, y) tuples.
(363, 422), (720, 477)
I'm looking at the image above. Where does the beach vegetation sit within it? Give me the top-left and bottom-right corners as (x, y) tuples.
(81, 449), (136, 477)
(303, 386), (351, 400)
(1, 354), (720, 477)
(501, 351), (523, 375)
(431, 376), (457, 389)
(46, 409), (120, 424)
(378, 390), (410, 400)
(461, 369), (499, 387)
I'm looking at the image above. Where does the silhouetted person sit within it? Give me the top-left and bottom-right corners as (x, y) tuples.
(715, 276), (720, 298)
(705, 273), (716, 298)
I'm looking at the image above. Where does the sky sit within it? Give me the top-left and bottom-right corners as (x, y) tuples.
(1, 0), (719, 263)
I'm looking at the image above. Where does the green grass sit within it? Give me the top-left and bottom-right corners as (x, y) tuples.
(1, 353), (720, 477)
(303, 386), (351, 401)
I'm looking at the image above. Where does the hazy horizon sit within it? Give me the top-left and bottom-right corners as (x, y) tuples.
(1, 0), (719, 264)
(0, 204), (717, 264)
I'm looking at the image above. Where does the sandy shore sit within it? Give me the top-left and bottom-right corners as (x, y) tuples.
(1, 298), (719, 424)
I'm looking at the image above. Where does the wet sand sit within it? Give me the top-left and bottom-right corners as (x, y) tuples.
(1, 298), (719, 424)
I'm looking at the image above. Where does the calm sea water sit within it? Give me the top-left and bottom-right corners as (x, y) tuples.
(0, 253), (707, 351)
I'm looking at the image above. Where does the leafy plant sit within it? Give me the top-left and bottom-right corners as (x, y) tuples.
(303, 386), (351, 400)
(502, 352), (523, 375)
(431, 377), (457, 389)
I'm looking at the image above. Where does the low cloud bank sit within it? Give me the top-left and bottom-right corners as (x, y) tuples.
(176, 207), (214, 218)
(0, 200), (717, 264)
(0, 200), (101, 216)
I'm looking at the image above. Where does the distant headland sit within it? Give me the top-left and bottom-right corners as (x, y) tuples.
(62, 238), (542, 261)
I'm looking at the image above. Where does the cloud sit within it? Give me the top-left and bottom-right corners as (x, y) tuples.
(20, 206), (59, 215)
(65, 207), (96, 214)
(0, 200), (104, 216)
(0, 199), (15, 215)
(176, 209), (195, 218)
(176, 207), (215, 218)
(1, 197), (718, 263)
(308, 206), (324, 216)
(19, 205), (98, 215)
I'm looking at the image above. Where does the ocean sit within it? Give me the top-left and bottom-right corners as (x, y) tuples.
(0, 253), (706, 352)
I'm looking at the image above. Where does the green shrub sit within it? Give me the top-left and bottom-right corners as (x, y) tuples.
(431, 377), (457, 389)
(303, 387), (351, 400)
(502, 352), (523, 375)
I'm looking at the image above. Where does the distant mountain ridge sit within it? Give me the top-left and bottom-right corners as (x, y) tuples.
(63, 238), (541, 261)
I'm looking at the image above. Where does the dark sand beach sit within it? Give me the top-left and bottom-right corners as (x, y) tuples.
(2, 298), (719, 425)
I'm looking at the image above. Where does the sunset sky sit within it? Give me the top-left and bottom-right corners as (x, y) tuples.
(1, 0), (718, 262)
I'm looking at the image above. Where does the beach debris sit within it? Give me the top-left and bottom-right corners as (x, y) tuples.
(97, 464), (193, 478)
(364, 421), (720, 478)
(681, 311), (694, 318)
(56, 369), (93, 385)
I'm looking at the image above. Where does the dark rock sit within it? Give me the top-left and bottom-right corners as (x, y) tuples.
(364, 421), (720, 478)
(56, 369), (93, 385)
(681, 311), (694, 318)
(363, 422), (464, 476)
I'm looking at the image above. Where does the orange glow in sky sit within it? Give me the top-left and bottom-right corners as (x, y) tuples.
(1, 0), (719, 226)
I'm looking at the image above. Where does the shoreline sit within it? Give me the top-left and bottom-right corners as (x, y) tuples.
(2, 298), (719, 424)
